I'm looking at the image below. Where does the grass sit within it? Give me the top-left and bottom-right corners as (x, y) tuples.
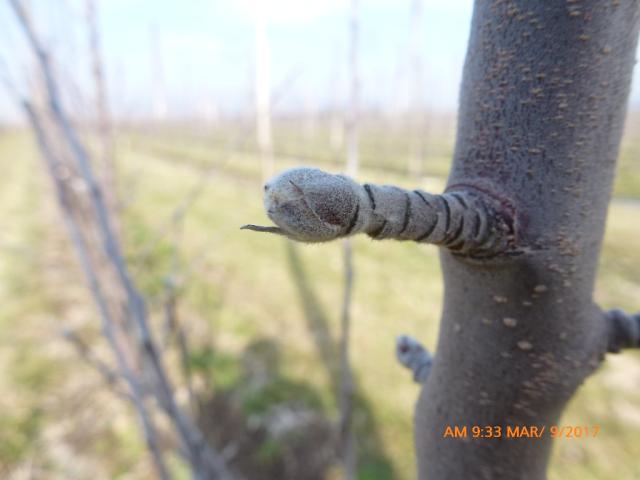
(1, 121), (640, 479)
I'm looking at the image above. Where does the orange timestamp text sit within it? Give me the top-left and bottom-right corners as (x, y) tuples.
(442, 425), (600, 439)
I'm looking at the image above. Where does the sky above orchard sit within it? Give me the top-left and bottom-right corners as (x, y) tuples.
(1, 0), (639, 122)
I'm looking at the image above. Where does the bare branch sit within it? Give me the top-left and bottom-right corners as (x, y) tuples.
(339, 240), (357, 479)
(163, 272), (197, 415)
(84, 0), (119, 224)
(61, 328), (132, 401)
(133, 162), (222, 263)
(270, 65), (304, 107)
(17, 96), (170, 479)
(8, 2), (235, 477)
(0, 56), (18, 95)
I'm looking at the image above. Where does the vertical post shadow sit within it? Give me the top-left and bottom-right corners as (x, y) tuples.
(285, 241), (396, 479)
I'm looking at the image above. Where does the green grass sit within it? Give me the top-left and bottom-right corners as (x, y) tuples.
(1, 124), (640, 479)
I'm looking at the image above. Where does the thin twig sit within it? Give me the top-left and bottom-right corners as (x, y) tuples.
(339, 239), (357, 479)
(163, 278), (197, 413)
(163, 224), (197, 414)
(61, 328), (132, 401)
(8, 2), (235, 477)
(135, 162), (220, 261)
(339, 1), (360, 478)
(85, 0), (119, 226)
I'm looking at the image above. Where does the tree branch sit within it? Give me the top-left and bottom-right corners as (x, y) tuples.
(61, 328), (130, 399)
(163, 273), (197, 415)
(243, 167), (515, 257)
(85, 0), (119, 227)
(339, 240), (356, 479)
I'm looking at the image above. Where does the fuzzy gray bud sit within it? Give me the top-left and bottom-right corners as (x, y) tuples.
(263, 168), (364, 242)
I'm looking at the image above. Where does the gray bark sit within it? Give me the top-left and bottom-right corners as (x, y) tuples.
(417, 2), (640, 479)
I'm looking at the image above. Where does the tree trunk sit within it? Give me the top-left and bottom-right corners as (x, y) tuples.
(407, 0), (424, 177)
(85, 0), (118, 222)
(242, 1), (640, 477)
(416, 1), (640, 479)
(255, 9), (274, 180)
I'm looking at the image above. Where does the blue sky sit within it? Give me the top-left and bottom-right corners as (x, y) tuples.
(1, 0), (639, 122)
